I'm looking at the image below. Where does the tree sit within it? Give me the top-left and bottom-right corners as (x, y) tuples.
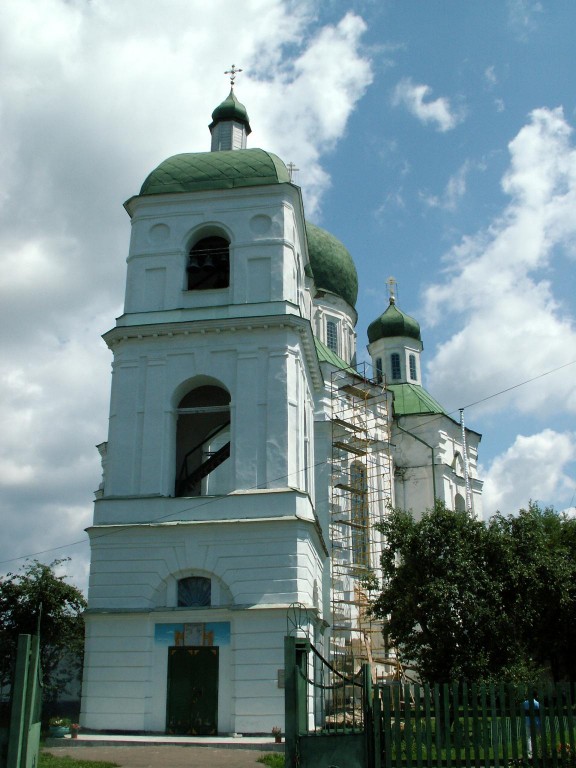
(0, 559), (87, 701)
(371, 501), (576, 684)
(487, 503), (576, 680)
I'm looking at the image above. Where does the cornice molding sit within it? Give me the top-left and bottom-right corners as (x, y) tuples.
(103, 314), (324, 390)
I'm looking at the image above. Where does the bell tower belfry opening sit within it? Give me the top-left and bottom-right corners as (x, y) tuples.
(175, 383), (231, 497)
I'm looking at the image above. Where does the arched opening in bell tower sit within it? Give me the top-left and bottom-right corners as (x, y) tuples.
(175, 383), (231, 497)
(187, 235), (230, 290)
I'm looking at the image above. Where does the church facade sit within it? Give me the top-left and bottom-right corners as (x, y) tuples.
(80, 89), (482, 735)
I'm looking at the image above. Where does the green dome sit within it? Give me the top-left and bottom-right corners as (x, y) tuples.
(367, 300), (421, 343)
(209, 89), (251, 133)
(140, 148), (290, 195)
(306, 222), (358, 309)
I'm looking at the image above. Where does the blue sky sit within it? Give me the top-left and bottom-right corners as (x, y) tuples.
(0, 0), (574, 591)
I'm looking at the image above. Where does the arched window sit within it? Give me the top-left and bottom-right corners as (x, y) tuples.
(391, 353), (401, 380)
(409, 353), (417, 381)
(375, 357), (383, 384)
(350, 461), (369, 568)
(175, 384), (231, 497)
(452, 451), (464, 476)
(187, 236), (230, 290)
(326, 319), (338, 354)
(178, 576), (211, 607)
(454, 493), (466, 512)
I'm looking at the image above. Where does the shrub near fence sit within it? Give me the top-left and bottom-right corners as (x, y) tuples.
(375, 682), (576, 768)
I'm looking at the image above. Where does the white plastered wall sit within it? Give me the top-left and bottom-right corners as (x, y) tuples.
(392, 415), (483, 519)
(81, 515), (325, 733)
(123, 185), (312, 321)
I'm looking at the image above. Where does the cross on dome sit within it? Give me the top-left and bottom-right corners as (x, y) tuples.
(387, 276), (397, 304)
(287, 162), (300, 182)
(224, 64), (243, 89)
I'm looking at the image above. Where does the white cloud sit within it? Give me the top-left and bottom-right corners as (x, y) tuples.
(251, 11), (373, 213)
(422, 160), (475, 211)
(0, 0), (372, 591)
(392, 77), (465, 132)
(484, 66), (498, 88)
(424, 107), (576, 419)
(507, 0), (543, 40)
(482, 429), (576, 516)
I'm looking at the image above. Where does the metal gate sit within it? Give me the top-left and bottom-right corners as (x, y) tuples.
(284, 636), (375, 768)
(285, 643), (576, 768)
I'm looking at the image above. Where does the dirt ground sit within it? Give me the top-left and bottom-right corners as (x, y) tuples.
(43, 744), (279, 768)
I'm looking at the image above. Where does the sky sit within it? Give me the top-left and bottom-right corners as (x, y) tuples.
(1, 0), (575, 593)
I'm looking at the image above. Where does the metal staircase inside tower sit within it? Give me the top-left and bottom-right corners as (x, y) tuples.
(176, 421), (231, 497)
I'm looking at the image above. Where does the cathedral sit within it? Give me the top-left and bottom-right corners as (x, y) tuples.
(80, 85), (482, 735)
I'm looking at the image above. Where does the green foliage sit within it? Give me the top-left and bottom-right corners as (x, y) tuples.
(0, 559), (87, 701)
(48, 717), (71, 727)
(257, 754), (285, 768)
(371, 501), (576, 683)
(40, 753), (119, 768)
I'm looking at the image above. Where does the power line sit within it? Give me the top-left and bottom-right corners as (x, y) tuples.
(2, 358), (575, 568)
(399, 358), (576, 438)
(458, 358), (576, 412)
(0, 459), (330, 567)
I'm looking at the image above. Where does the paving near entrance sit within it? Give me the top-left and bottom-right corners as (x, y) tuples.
(42, 736), (283, 768)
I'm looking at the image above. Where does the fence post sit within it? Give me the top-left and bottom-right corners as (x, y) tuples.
(374, 684), (382, 768)
(295, 639), (310, 734)
(6, 636), (31, 768)
(22, 635), (42, 768)
(363, 664), (374, 768)
(285, 636), (298, 768)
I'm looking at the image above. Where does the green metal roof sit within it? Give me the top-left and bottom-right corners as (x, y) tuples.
(209, 89), (251, 133)
(306, 222), (358, 309)
(368, 300), (421, 344)
(314, 337), (353, 371)
(387, 383), (446, 417)
(140, 148), (290, 196)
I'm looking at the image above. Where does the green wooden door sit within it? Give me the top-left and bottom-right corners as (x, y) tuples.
(166, 646), (219, 735)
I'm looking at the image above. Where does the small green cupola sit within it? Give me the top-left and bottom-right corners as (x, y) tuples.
(367, 294), (423, 386)
(209, 89), (252, 152)
(367, 296), (421, 344)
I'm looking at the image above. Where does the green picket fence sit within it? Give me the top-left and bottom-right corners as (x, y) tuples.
(375, 682), (576, 768)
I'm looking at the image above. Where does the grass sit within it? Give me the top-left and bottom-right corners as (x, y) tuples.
(40, 753), (120, 768)
(257, 754), (285, 768)
(39, 750), (284, 768)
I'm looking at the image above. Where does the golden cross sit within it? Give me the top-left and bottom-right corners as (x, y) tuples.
(224, 64), (243, 88)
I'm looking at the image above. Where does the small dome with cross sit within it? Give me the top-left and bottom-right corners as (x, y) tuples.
(209, 89), (251, 135)
(367, 298), (421, 344)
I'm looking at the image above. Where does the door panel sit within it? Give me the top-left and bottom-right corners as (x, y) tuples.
(166, 646), (219, 735)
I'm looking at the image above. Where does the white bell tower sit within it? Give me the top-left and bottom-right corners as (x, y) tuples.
(81, 83), (326, 736)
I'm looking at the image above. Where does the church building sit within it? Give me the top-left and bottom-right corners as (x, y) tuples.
(80, 84), (482, 736)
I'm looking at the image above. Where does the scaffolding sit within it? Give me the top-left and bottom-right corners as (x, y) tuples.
(329, 362), (393, 676)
